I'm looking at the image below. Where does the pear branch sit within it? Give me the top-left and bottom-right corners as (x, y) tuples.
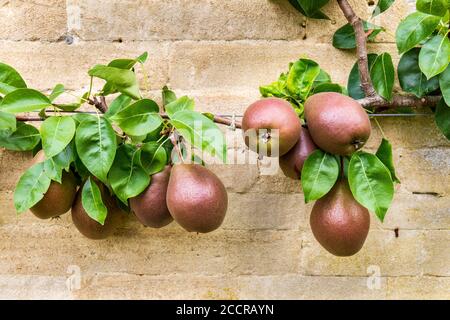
(337, 0), (377, 98)
(14, 97), (243, 129)
(336, 0), (441, 109)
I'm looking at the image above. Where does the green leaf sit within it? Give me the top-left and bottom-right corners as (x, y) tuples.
(82, 177), (108, 225)
(348, 152), (394, 222)
(0, 122), (40, 151)
(372, 0), (395, 17)
(140, 141), (168, 175)
(313, 83), (346, 94)
(108, 59), (137, 70)
(288, 0), (330, 19)
(88, 65), (141, 100)
(0, 62), (27, 92)
(0, 89), (52, 113)
(49, 84), (65, 102)
(347, 54), (379, 99)
(313, 69), (332, 88)
(40, 116), (76, 158)
(435, 98), (450, 140)
(0, 82), (19, 95)
(333, 21), (384, 49)
(398, 48), (440, 97)
(376, 138), (400, 183)
(395, 12), (441, 54)
(170, 110), (227, 163)
(165, 96), (195, 118)
(440, 66), (450, 105)
(111, 99), (163, 136)
(417, 0), (448, 16)
(286, 59), (321, 99)
(74, 156), (90, 180)
(43, 158), (63, 183)
(75, 116), (117, 183)
(370, 53), (395, 100)
(0, 111), (16, 132)
(53, 92), (87, 112)
(136, 52), (149, 64)
(260, 79), (289, 98)
(55, 103), (82, 112)
(108, 144), (150, 204)
(301, 150), (340, 203)
(419, 35), (450, 79)
(104, 94), (132, 119)
(162, 86), (177, 107)
(14, 162), (51, 213)
(72, 113), (96, 126)
(52, 141), (76, 172)
(108, 52), (148, 69)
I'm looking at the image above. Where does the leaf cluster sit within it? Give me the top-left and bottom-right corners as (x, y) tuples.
(0, 53), (226, 224)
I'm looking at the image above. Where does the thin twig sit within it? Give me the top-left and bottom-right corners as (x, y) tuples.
(87, 96), (108, 113)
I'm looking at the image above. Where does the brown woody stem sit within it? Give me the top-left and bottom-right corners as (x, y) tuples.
(336, 0), (441, 109)
(337, 0), (377, 98)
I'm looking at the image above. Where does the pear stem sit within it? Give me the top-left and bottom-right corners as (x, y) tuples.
(170, 133), (185, 164)
(374, 118), (387, 140)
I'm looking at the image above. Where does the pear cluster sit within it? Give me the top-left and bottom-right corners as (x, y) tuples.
(242, 92), (372, 257)
(29, 152), (127, 240)
(131, 164), (228, 234)
(29, 155), (228, 239)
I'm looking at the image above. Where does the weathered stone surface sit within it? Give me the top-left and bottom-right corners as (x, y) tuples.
(68, 0), (305, 41)
(395, 148), (450, 196)
(169, 41), (399, 91)
(208, 165), (259, 193)
(0, 0), (448, 300)
(0, 41), (169, 91)
(72, 274), (388, 300)
(0, 217), (301, 276)
(0, 0), (67, 41)
(300, 230), (425, 277)
(366, 117), (450, 150)
(224, 193), (306, 231)
(0, 150), (32, 192)
(382, 189), (450, 230)
(0, 275), (72, 300)
(422, 231), (450, 277)
(387, 276), (450, 300)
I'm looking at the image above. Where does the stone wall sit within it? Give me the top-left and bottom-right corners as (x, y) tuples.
(0, 0), (448, 299)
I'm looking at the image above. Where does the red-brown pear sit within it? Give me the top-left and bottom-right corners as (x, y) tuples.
(304, 92), (371, 156)
(71, 180), (125, 240)
(29, 151), (77, 219)
(166, 164), (228, 233)
(130, 165), (173, 228)
(279, 127), (317, 179)
(242, 98), (302, 157)
(310, 179), (370, 257)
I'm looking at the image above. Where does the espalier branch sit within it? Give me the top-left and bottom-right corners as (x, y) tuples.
(0, 0), (448, 256)
(241, 0), (449, 256)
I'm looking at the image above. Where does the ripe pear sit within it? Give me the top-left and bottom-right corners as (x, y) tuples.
(29, 151), (77, 219)
(130, 165), (173, 228)
(279, 127), (317, 179)
(166, 164), (228, 233)
(310, 179), (370, 257)
(242, 98), (302, 157)
(304, 92), (371, 156)
(71, 180), (124, 240)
